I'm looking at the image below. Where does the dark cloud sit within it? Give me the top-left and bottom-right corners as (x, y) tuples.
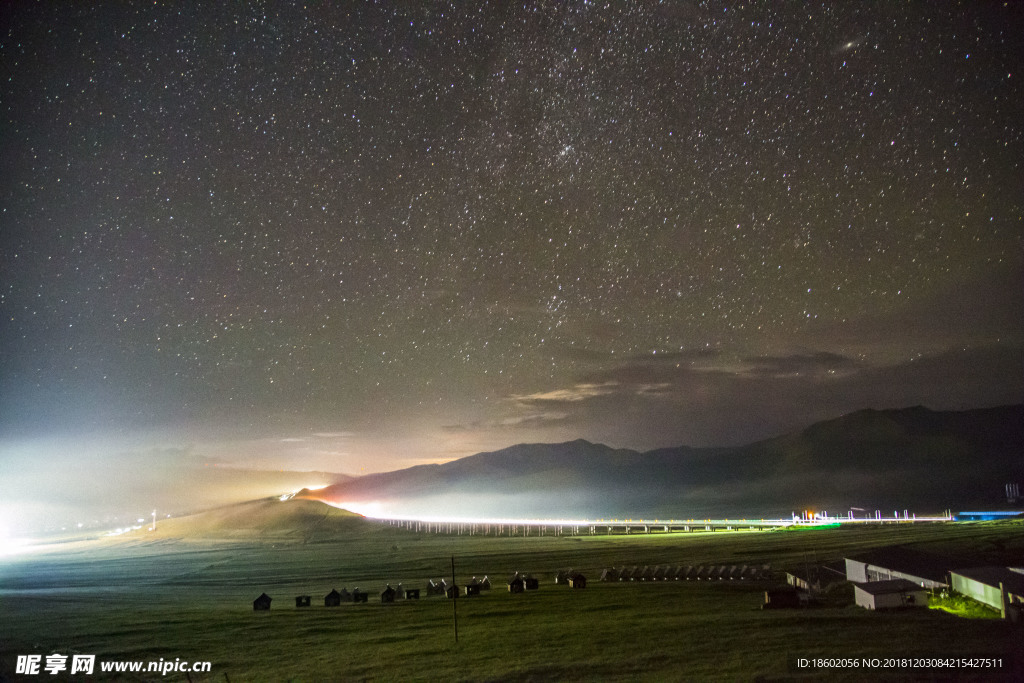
(560, 346), (722, 365)
(739, 352), (861, 378)
(486, 343), (1024, 450)
(440, 410), (572, 436)
(439, 424), (472, 434)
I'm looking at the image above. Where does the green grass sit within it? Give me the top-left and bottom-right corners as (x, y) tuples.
(2, 517), (1023, 681)
(930, 592), (1003, 620)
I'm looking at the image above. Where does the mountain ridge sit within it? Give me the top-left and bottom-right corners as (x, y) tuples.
(304, 404), (1024, 519)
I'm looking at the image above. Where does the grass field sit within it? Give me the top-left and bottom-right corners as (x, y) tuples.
(1, 503), (1022, 681)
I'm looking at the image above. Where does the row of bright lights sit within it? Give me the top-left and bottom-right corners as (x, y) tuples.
(0, 512), (171, 557)
(318, 500), (952, 527)
(0, 495), (956, 558)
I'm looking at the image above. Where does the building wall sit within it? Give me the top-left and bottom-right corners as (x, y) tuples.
(854, 586), (875, 609)
(866, 565), (945, 589)
(901, 589), (927, 607)
(786, 573), (810, 591)
(845, 556), (947, 589)
(854, 586), (927, 610)
(866, 566), (893, 582)
(846, 558), (868, 583)
(891, 569), (945, 589)
(950, 574), (1003, 611)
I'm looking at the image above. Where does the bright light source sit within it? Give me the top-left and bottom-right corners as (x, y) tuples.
(0, 518), (36, 556)
(324, 501), (594, 526)
(0, 536), (33, 556)
(279, 484), (330, 502)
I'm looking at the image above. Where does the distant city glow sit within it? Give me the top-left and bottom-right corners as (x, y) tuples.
(279, 484), (330, 502)
(0, 517), (36, 556)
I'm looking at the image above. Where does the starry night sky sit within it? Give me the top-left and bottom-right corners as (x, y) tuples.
(1, 2), (1022, 525)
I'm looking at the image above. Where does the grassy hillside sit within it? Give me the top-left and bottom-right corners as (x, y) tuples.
(1, 500), (1022, 681)
(149, 497), (366, 542)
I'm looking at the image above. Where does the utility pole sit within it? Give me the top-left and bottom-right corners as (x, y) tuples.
(451, 555), (458, 643)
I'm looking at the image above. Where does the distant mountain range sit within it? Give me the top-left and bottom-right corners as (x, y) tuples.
(303, 405), (1024, 520)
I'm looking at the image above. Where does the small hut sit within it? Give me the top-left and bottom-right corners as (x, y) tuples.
(569, 573), (587, 589)
(554, 569), (572, 585)
(445, 584), (459, 599)
(380, 585), (397, 603)
(325, 589), (342, 607)
(253, 593), (272, 611)
(352, 589), (369, 603)
(464, 584), (481, 597)
(600, 568), (619, 582)
(763, 587), (802, 609)
(395, 583), (406, 600)
(525, 576), (540, 590)
(295, 595), (311, 608)
(508, 573), (526, 593)
(478, 576), (492, 590)
(338, 587), (353, 602)
(405, 588), (421, 600)
(854, 579), (928, 611)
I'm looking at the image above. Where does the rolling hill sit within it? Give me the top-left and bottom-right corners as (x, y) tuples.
(147, 497), (368, 542)
(303, 405), (1024, 519)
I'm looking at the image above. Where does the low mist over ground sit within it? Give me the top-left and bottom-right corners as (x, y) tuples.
(0, 446), (347, 535)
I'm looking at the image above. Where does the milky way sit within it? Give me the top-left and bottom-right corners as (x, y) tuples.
(2, 1), (1022, 490)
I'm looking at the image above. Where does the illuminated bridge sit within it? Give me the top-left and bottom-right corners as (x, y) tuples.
(372, 511), (954, 537)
